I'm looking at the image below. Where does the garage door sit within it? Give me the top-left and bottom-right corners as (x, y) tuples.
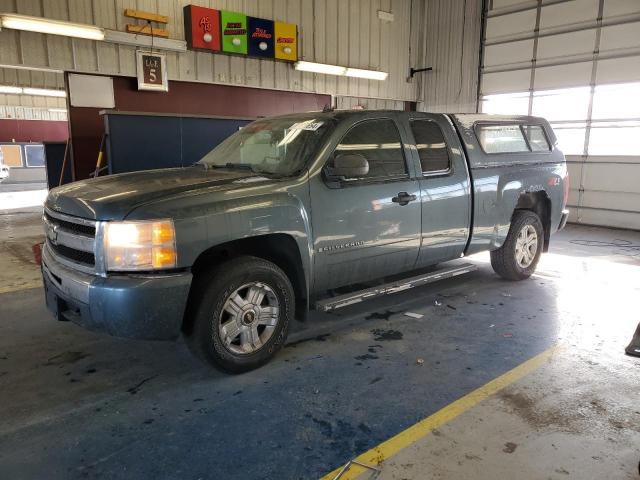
(479, 0), (640, 230)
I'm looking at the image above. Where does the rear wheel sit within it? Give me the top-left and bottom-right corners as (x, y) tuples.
(186, 256), (293, 373)
(490, 210), (543, 281)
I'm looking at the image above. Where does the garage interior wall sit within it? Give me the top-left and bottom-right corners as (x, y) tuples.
(480, 0), (640, 230)
(417, 0), (484, 112)
(0, 0), (423, 104)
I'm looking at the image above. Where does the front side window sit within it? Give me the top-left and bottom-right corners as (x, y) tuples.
(328, 119), (407, 181)
(476, 124), (529, 154)
(410, 120), (451, 174)
(198, 115), (333, 176)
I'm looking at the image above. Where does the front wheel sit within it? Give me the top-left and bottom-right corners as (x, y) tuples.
(490, 210), (543, 281)
(186, 256), (294, 373)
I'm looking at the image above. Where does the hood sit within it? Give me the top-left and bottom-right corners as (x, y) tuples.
(45, 167), (270, 220)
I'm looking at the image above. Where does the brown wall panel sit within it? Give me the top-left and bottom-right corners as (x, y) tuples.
(0, 119), (68, 143)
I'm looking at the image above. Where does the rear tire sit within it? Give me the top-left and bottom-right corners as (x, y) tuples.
(490, 210), (543, 281)
(185, 256), (293, 373)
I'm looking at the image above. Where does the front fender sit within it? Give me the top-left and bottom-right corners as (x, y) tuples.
(125, 177), (314, 297)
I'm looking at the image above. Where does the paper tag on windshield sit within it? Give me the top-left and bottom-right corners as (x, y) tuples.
(291, 120), (323, 131)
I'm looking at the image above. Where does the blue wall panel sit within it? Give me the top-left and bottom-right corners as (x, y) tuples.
(104, 113), (251, 175)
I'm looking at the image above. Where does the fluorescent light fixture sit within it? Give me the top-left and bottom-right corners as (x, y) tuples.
(23, 87), (66, 97)
(103, 29), (187, 52)
(345, 68), (388, 81)
(0, 85), (23, 94)
(0, 13), (105, 41)
(0, 63), (63, 73)
(294, 61), (388, 81)
(294, 61), (347, 76)
(48, 108), (67, 113)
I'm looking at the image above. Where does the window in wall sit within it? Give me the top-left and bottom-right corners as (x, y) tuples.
(410, 120), (451, 173)
(550, 122), (586, 155)
(531, 87), (591, 121)
(0, 145), (23, 167)
(480, 92), (530, 115)
(588, 120), (640, 156)
(331, 119), (407, 181)
(476, 124), (530, 153)
(592, 82), (640, 120)
(25, 144), (45, 167)
(523, 125), (551, 151)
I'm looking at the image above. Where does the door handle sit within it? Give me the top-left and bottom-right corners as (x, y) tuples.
(392, 192), (417, 206)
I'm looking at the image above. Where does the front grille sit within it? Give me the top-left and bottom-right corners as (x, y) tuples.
(44, 208), (97, 272)
(44, 211), (95, 236)
(49, 241), (95, 266)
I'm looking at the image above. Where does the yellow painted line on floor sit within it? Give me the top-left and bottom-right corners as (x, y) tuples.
(320, 345), (559, 480)
(0, 279), (43, 295)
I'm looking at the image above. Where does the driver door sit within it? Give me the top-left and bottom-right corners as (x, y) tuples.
(309, 116), (422, 292)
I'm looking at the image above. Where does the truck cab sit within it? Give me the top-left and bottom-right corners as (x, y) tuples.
(42, 110), (569, 372)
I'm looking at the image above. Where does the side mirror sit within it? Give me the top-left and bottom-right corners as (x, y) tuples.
(332, 153), (369, 179)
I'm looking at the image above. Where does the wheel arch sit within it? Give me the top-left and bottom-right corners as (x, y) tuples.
(513, 191), (551, 252)
(182, 233), (308, 334)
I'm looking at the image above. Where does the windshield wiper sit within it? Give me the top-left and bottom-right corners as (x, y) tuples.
(207, 162), (256, 172)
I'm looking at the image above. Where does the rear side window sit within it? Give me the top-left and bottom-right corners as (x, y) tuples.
(410, 120), (451, 174)
(476, 125), (529, 153)
(523, 125), (551, 151)
(331, 119), (407, 181)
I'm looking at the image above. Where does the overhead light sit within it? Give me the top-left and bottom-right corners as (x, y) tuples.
(294, 61), (347, 76)
(48, 108), (67, 113)
(103, 29), (187, 52)
(345, 68), (388, 81)
(0, 85), (66, 97)
(0, 85), (23, 94)
(0, 13), (105, 41)
(0, 64), (63, 73)
(23, 87), (66, 97)
(294, 61), (388, 81)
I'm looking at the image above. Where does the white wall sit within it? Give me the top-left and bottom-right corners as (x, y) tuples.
(0, 0), (423, 102)
(0, 67), (66, 110)
(417, 0), (483, 112)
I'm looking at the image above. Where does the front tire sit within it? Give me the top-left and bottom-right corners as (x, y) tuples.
(186, 256), (294, 373)
(490, 210), (543, 281)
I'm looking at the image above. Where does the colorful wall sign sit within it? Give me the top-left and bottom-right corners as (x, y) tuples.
(274, 22), (297, 61)
(183, 5), (221, 52)
(221, 11), (248, 55)
(247, 17), (274, 58)
(183, 5), (297, 63)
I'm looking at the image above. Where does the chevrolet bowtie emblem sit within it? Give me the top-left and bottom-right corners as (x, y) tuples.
(47, 224), (59, 245)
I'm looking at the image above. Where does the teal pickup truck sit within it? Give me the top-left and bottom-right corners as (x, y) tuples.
(42, 110), (569, 372)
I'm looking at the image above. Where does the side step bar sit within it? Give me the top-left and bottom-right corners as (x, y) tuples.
(315, 262), (478, 312)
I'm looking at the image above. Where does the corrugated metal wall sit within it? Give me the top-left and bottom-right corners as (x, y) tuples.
(0, 0), (422, 102)
(335, 95), (405, 110)
(0, 67), (67, 109)
(417, 0), (483, 112)
(0, 105), (67, 121)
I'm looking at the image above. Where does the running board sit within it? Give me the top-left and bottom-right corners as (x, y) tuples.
(315, 263), (478, 312)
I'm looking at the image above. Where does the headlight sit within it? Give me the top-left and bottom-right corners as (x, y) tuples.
(104, 220), (177, 271)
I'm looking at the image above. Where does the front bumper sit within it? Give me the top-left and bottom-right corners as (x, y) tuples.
(559, 209), (570, 230)
(42, 244), (192, 340)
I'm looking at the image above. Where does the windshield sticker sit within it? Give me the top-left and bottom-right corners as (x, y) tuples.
(290, 120), (324, 131)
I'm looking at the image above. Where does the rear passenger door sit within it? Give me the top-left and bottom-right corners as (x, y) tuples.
(310, 115), (422, 291)
(406, 115), (472, 266)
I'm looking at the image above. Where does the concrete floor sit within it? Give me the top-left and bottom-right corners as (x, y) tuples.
(0, 208), (639, 479)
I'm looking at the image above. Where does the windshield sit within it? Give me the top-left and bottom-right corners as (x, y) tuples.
(197, 116), (333, 176)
